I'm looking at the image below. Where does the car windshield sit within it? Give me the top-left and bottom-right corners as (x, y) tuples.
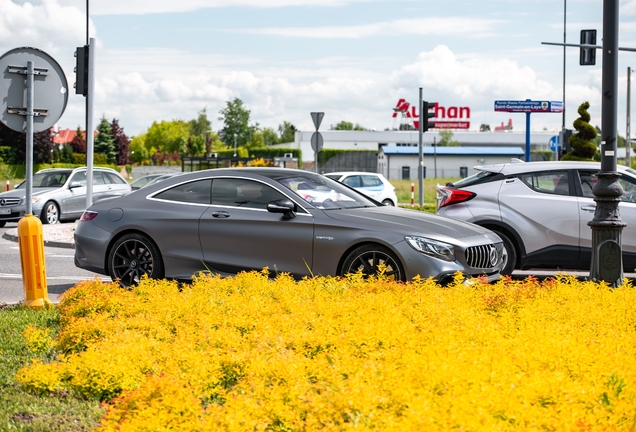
(272, 173), (377, 210)
(15, 171), (71, 189)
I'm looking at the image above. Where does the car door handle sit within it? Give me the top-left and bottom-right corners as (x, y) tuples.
(212, 211), (230, 218)
(581, 205), (596, 212)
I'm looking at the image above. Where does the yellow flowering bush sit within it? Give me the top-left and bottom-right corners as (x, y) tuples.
(16, 271), (636, 431)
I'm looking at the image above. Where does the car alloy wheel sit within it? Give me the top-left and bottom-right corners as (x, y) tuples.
(41, 201), (59, 224)
(342, 244), (404, 281)
(109, 233), (164, 287)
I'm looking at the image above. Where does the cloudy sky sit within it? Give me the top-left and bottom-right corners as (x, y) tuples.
(1, 0), (636, 138)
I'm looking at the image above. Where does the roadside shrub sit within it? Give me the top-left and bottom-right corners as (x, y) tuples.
(15, 272), (636, 430)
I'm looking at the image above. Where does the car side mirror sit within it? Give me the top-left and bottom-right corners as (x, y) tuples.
(69, 182), (82, 189)
(267, 199), (296, 219)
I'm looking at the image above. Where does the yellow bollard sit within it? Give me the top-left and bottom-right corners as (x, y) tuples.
(18, 214), (52, 308)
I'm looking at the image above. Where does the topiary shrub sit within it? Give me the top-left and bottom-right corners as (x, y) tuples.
(561, 101), (598, 161)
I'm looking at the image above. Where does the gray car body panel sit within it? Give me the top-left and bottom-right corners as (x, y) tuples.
(75, 167), (504, 283)
(437, 160), (636, 271)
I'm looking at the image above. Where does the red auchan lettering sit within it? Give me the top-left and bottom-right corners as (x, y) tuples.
(392, 99), (471, 129)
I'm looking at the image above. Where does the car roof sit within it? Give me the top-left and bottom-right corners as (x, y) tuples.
(324, 171), (382, 176)
(36, 166), (118, 174)
(474, 160), (634, 176)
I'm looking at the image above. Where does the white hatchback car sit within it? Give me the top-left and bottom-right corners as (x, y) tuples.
(324, 172), (398, 206)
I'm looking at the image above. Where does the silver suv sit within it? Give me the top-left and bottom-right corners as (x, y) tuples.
(436, 160), (636, 275)
(0, 167), (131, 227)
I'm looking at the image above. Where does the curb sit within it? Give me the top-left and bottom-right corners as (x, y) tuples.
(2, 230), (75, 249)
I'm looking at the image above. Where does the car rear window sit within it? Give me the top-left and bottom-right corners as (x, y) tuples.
(451, 171), (504, 188)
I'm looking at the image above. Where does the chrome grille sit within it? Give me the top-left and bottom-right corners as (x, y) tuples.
(0, 197), (20, 207)
(466, 244), (498, 269)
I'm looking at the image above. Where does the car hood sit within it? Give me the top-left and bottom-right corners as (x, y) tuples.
(0, 187), (58, 199)
(323, 206), (499, 242)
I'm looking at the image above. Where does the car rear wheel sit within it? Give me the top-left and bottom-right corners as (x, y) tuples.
(108, 233), (164, 287)
(382, 199), (395, 206)
(495, 231), (517, 276)
(341, 244), (405, 281)
(41, 201), (59, 224)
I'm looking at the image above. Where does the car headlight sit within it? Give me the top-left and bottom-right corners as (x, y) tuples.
(405, 236), (456, 262)
(19, 197), (41, 205)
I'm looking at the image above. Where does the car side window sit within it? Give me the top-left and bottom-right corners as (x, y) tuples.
(70, 172), (87, 187)
(577, 170), (597, 198)
(520, 171), (570, 196)
(361, 175), (382, 187)
(154, 179), (211, 204)
(105, 172), (126, 184)
(93, 172), (106, 185)
(619, 175), (636, 203)
(343, 176), (362, 188)
(212, 178), (286, 210)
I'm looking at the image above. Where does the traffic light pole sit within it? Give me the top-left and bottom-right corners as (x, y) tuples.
(589, 0), (625, 287)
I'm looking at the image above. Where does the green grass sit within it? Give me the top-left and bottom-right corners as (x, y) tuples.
(392, 177), (460, 207)
(0, 305), (103, 431)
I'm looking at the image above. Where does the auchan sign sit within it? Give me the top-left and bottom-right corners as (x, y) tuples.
(392, 99), (471, 129)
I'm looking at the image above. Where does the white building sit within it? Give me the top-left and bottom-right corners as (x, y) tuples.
(276, 130), (558, 164)
(270, 130), (556, 178)
(378, 145), (525, 180)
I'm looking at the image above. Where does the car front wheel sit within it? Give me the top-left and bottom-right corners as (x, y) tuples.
(382, 199), (395, 206)
(108, 233), (164, 287)
(495, 231), (517, 276)
(341, 244), (405, 281)
(41, 201), (59, 224)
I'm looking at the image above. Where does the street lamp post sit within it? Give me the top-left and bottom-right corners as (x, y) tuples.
(589, 0), (625, 287)
(627, 67), (633, 167)
(233, 133), (237, 157)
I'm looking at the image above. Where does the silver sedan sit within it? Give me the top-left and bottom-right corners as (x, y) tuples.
(74, 168), (504, 287)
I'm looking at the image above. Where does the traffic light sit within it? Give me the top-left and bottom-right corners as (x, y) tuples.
(559, 128), (573, 159)
(579, 29), (596, 66)
(422, 101), (436, 132)
(74, 45), (89, 96)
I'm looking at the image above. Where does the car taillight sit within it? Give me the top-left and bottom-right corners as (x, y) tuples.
(436, 187), (476, 208)
(80, 211), (98, 221)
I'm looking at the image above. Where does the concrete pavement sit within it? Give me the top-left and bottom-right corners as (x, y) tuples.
(2, 221), (76, 249)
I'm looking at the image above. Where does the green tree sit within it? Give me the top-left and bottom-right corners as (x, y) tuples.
(261, 127), (279, 146)
(189, 108), (212, 137)
(437, 129), (459, 146)
(479, 124), (491, 132)
(278, 121), (297, 143)
(218, 98), (251, 148)
(145, 120), (189, 155)
(562, 101), (598, 161)
(94, 117), (117, 164)
(129, 134), (148, 164)
(333, 120), (365, 131)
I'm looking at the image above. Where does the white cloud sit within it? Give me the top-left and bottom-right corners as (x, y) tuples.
(0, 0), (92, 56)
(46, 0), (376, 15)
(73, 43), (600, 136)
(227, 17), (503, 39)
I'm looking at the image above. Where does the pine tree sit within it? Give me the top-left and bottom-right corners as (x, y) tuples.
(94, 117), (117, 164)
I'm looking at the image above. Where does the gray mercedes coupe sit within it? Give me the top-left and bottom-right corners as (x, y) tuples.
(74, 168), (505, 287)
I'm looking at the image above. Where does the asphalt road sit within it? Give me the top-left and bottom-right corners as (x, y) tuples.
(1, 221), (633, 305)
(0, 222), (106, 305)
